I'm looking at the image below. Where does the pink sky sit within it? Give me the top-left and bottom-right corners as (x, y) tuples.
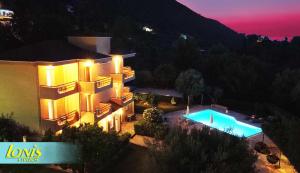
(177, 0), (300, 40)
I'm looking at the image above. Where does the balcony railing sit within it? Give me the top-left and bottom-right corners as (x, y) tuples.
(123, 66), (135, 82)
(41, 110), (79, 131)
(55, 110), (79, 126)
(94, 103), (112, 119)
(111, 92), (133, 106)
(0, 9), (13, 20)
(40, 81), (78, 99)
(79, 76), (112, 94)
(96, 76), (112, 89)
(123, 92), (133, 103)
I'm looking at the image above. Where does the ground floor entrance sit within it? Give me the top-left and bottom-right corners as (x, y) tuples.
(97, 101), (134, 132)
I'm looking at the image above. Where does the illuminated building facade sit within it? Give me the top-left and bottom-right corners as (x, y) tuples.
(0, 3), (14, 25)
(0, 36), (135, 133)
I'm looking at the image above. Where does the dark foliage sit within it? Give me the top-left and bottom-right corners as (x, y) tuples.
(267, 154), (279, 164)
(134, 120), (168, 139)
(55, 124), (131, 173)
(150, 127), (257, 173)
(0, 114), (37, 141)
(254, 142), (270, 155)
(135, 107), (168, 139)
(263, 112), (300, 171)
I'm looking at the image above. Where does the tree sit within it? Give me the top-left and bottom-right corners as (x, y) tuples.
(291, 36), (300, 46)
(263, 112), (300, 172)
(135, 107), (167, 139)
(153, 64), (177, 88)
(175, 69), (205, 107)
(135, 70), (154, 87)
(208, 43), (229, 55)
(207, 87), (223, 104)
(9, 0), (75, 42)
(56, 123), (130, 173)
(42, 128), (55, 142)
(272, 69), (300, 113)
(150, 127), (257, 173)
(143, 107), (164, 124)
(173, 38), (200, 71)
(0, 113), (36, 141)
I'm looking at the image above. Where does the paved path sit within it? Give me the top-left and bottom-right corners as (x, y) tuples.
(129, 135), (155, 148)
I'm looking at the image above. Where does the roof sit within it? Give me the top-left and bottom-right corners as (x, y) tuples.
(0, 40), (108, 62)
(110, 49), (136, 59)
(110, 49), (135, 55)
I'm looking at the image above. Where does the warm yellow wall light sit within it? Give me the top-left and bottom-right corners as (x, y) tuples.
(117, 108), (123, 115)
(112, 55), (123, 74)
(114, 82), (122, 98)
(46, 65), (54, 86)
(84, 60), (93, 67)
(48, 100), (54, 120)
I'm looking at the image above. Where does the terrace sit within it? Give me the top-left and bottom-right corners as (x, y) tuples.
(94, 102), (112, 120)
(40, 81), (79, 100)
(41, 110), (79, 131)
(111, 92), (134, 106)
(123, 66), (135, 82)
(0, 9), (13, 21)
(79, 76), (112, 94)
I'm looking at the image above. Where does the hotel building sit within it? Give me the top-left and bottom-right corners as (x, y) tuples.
(0, 36), (135, 133)
(0, 7), (13, 25)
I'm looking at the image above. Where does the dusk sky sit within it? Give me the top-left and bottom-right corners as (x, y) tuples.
(177, 0), (300, 40)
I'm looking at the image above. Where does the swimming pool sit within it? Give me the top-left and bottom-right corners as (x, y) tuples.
(184, 109), (262, 138)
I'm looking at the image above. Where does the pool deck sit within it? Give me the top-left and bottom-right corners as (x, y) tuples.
(166, 105), (261, 127)
(164, 105), (297, 173)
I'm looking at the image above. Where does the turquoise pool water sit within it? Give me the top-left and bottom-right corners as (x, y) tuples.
(184, 109), (262, 138)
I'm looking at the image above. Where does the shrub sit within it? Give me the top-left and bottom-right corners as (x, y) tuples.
(153, 123), (169, 139)
(143, 107), (164, 124)
(134, 120), (168, 139)
(56, 124), (130, 172)
(267, 154), (279, 164)
(134, 120), (147, 135)
(119, 132), (131, 145)
(150, 127), (257, 173)
(0, 114), (37, 141)
(254, 142), (270, 155)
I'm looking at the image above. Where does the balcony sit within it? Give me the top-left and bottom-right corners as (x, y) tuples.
(123, 66), (135, 82)
(0, 9), (13, 21)
(111, 92), (133, 106)
(40, 82), (79, 100)
(94, 103), (112, 120)
(41, 110), (79, 131)
(79, 76), (112, 94)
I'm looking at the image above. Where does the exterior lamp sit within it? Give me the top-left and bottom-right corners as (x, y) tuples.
(46, 65), (54, 86)
(112, 55), (123, 74)
(84, 60), (93, 67)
